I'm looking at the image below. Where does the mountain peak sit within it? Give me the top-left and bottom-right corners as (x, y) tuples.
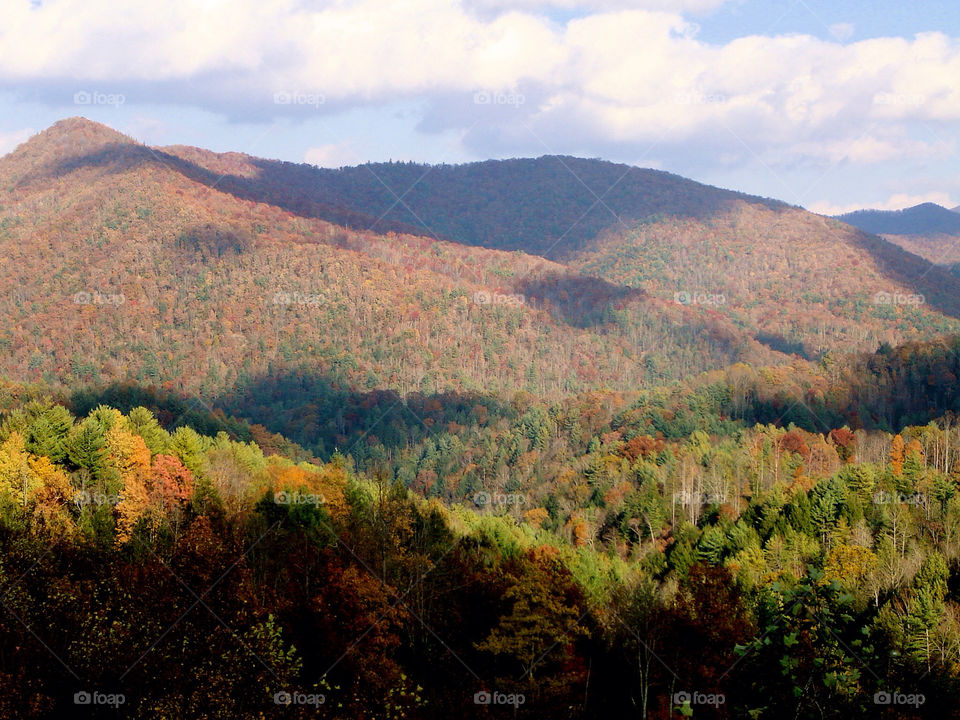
(1, 117), (137, 171)
(0, 117), (142, 186)
(42, 116), (135, 145)
(837, 201), (960, 236)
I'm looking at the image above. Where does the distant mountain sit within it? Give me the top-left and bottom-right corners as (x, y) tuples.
(834, 203), (960, 267)
(835, 202), (960, 236)
(158, 148), (789, 261)
(4, 117), (960, 428)
(153, 142), (960, 359)
(0, 118), (781, 408)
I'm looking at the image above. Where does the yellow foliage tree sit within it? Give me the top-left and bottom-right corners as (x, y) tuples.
(891, 434), (905, 477)
(28, 454), (75, 538)
(0, 433), (41, 508)
(822, 543), (880, 590)
(106, 426), (152, 544)
(523, 507), (550, 529)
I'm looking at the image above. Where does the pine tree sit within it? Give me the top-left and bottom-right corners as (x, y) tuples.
(65, 419), (108, 478)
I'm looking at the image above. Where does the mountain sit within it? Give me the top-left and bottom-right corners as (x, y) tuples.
(836, 202), (960, 235)
(5, 117), (960, 430)
(835, 202), (960, 266)
(152, 140), (960, 359)
(567, 203), (960, 358)
(6, 121), (960, 720)
(0, 118), (782, 407)
(149, 147), (789, 260)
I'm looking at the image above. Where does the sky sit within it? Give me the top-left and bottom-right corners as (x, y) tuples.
(1, 0), (959, 215)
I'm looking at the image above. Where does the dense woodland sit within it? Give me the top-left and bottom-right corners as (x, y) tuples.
(837, 203), (960, 237)
(3, 119), (960, 405)
(0, 119), (790, 399)
(4, 118), (960, 717)
(3, 345), (960, 717)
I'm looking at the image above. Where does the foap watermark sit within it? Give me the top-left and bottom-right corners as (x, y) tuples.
(273, 90), (326, 109)
(474, 690), (525, 707)
(73, 491), (124, 507)
(873, 491), (926, 507)
(473, 290), (525, 306)
(273, 690), (325, 707)
(674, 291), (726, 306)
(74, 691), (125, 708)
(473, 90), (525, 107)
(873, 92), (926, 107)
(873, 291), (924, 306)
(673, 491), (726, 506)
(73, 291), (125, 306)
(73, 90), (125, 108)
(874, 690), (925, 708)
(272, 291), (325, 307)
(674, 92), (726, 105)
(673, 691), (725, 708)
(473, 491), (526, 508)
(274, 490), (325, 506)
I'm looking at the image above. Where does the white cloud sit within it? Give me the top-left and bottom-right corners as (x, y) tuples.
(0, 127), (35, 156)
(304, 142), (359, 168)
(808, 191), (959, 216)
(787, 134), (954, 165)
(466, 0), (734, 12)
(1, 0), (959, 173)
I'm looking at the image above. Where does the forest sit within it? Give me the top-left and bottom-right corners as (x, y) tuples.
(4, 118), (960, 717)
(2, 332), (960, 717)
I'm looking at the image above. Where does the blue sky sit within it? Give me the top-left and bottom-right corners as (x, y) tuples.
(1, 0), (958, 214)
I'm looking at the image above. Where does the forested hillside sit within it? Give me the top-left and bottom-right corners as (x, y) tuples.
(836, 204), (960, 268)
(0, 118), (779, 399)
(160, 130), (960, 359)
(837, 203), (960, 236)
(2, 358), (960, 717)
(4, 119), (960, 717)
(3, 118), (959, 405)
(569, 207), (960, 358)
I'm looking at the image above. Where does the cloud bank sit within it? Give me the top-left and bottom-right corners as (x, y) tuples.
(2, 0), (958, 204)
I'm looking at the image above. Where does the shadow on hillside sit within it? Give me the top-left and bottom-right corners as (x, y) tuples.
(25, 143), (788, 260)
(29, 141), (960, 325)
(211, 373), (517, 458)
(514, 271), (647, 328)
(850, 231), (960, 322)
(69, 374), (517, 461)
(19, 142), (423, 238)
(754, 332), (811, 360)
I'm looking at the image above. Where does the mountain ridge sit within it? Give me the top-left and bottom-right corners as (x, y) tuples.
(4, 117), (960, 402)
(0, 117), (784, 403)
(835, 202), (960, 236)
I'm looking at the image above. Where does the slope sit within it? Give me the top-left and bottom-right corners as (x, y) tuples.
(148, 144), (960, 359)
(834, 203), (960, 267)
(0, 118), (780, 405)
(836, 202), (960, 236)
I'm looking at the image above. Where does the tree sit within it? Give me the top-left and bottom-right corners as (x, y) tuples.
(106, 425), (152, 544)
(737, 570), (881, 718)
(65, 418), (109, 478)
(905, 554), (949, 672)
(891, 434), (905, 477)
(170, 426), (207, 477)
(24, 403), (73, 463)
(476, 547), (588, 705)
(127, 406), (169, 453)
